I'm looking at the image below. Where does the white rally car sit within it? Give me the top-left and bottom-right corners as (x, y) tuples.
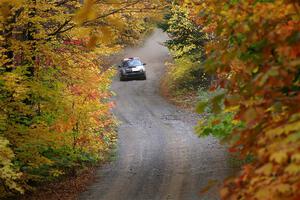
(118, 57), (147, 81)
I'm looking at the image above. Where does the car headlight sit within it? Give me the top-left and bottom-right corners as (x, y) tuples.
(139, 66), (145, 72)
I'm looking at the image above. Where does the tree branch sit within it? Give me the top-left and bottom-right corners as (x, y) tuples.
(47, 19), (73, 36)
(82, 0), (142, 26)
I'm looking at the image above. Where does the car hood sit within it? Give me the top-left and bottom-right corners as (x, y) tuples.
(126, 65), (145, 70)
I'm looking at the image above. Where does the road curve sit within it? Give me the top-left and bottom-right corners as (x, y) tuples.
(79, 29), (231, 200)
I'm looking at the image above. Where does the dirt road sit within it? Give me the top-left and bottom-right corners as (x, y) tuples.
(79, 29), (231, 200)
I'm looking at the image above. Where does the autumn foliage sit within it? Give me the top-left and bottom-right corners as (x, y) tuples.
(0, 0), (161, 197)
(189, 0), (300, 199)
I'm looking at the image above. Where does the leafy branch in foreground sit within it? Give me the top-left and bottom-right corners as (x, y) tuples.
(195, 88), (243, 141)
(192, 0), (300, 199)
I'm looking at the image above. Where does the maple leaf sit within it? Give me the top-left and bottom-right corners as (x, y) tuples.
(270, 151), (288, 164)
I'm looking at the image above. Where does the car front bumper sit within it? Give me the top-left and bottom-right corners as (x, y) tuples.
(121, 71), (146, 78)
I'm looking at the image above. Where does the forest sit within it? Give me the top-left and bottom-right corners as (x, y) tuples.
(0, 0), (162, 197)
(1, 0), (300, 199)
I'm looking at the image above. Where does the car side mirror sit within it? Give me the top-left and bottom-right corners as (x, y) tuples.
(143, 63), (146, 65)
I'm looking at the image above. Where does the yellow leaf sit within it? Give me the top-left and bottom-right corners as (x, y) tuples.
(285, 163), (300, 175)
(224, 105), (239, 112)
(231, 119), (240, 125)
(256, 163), (273, 175)
(74, 0), (97, 25)
(266, 121), (300, 138)
(270, 151), (288, 164)
(291, 153), (300, 163)
(255, 188), (271, 199)
(274, 184), (293, 195)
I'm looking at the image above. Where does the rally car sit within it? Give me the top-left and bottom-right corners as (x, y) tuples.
(118, 57), (147, 81)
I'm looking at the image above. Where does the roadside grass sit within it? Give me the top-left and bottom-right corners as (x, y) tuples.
(17, 166), (97, 200)
(160, 78), (198, 111)
(160, 63), (210, 111)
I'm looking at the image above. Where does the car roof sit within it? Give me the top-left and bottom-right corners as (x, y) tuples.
(123, 57), (140, 61)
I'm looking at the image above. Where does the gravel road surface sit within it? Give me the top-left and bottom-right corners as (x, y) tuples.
(79, 29), (231, 200)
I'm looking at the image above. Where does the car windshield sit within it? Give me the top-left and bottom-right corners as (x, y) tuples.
(125, 59), (142, 67)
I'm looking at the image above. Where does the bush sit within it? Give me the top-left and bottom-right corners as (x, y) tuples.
(195, 88), (243, 140)
(165, 57), (209, 92)
(161, 4), (211, 100)
(195, 111), (243, 139)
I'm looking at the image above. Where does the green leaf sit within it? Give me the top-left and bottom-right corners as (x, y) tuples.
(196, 101), (209, 113)
(287, 31), (300, 44)
(211, 92), (225, 114)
